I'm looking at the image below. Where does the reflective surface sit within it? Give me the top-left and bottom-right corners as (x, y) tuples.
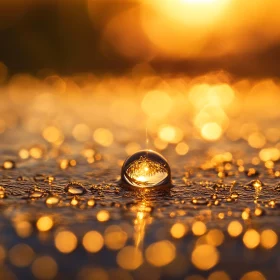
(0, 72), (280, 280)
(121, 150), (171, 188)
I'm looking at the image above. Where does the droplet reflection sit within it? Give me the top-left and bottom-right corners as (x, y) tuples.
(121, 150), (171, 188)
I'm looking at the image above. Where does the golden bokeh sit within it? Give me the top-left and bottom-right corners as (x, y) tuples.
(36, 216), (54, 232)
(243, 229), (260, 249)
(93, 128), (114, 147)
(104, 225), (127, 250)
(191, 244), (219, 270)
(170, 223), (188, 239)
(8, 244), (34, 267)
(83, 231), (104, 253)
(192, 221), (207, 236)
(97, 210), (110, 222)
(260, 229), (278, 249)
(141, 90), (173, 119)
(116, 246), (143, 270)
(32, 256), (58, 280)
(240, 271), (266, 280)
(227, 221), (243, 237)
(55, 230), (78, 254)
(145, 240), (176, 267)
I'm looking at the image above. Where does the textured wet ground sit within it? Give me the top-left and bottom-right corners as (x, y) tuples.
(0, 73), (280, 279)
(0, 138), (279, 280)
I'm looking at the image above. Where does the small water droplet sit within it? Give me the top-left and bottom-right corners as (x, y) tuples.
(191, 197), (209, 205)
(274, 183), (280, 191)
(46, 196), (60, 206)
(71, 196), (79, 206)
(30, 191), (44, 199)
(211, 194), (218, 200)
(254, 207), (265, 216)
(0, 186), (6, 198)
(65, 182), (86, 195)
(121, 150), (171, 188)
(245, 168), (259, 177)
(230, 192), (239, 199)
(17, 176), (29, 181)
(268, 200), (276, 208)
(87, 199), (96, 207)
(244, 179), (263, 191)
(2, 160), (16, 170)
(46, 176), (55, 183)
(34, 174), (46, 182)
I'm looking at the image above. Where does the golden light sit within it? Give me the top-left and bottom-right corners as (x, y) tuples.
(208, 271), (231, 280)
(175, 142), (189, 156)
(201, 122), (222, 141)
(243, 229), (260, 249)
(97, 210), (110, 222)
(240, 271), (266, 280)
(14, 220), (33, 238)
(36, 216), (54, 232)
(18, 148), (29, 159)
(55, 231), (78, 254)
(260, 229), (278, 249)
(77, 267), (109, 280)
(191, 244), (219, 270)
(259, 148), (280, 162)
(72, 123), (91, 142)
(248, 132), (266, 149)
(141, 90), (173, 119)
(32, 256), (58, 280)
(145, 240), (176, 267)
(170, 223), (188, 239)
(104, 225), (128, 250)
(227, 221), (243, 237)
(206, 229), (224, 247)
(192, 221), (207, 236)
(93, 128), (114, 147)
(8, 244), (34, 267)
(116, 246), (143, 270)
(158, 125), (183, 144)
(83, 231), (104, 253)
(42, 126), (64, 145)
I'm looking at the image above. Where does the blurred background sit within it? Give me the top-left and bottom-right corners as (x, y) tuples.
(0, 0), (280, 77)
(1, 2), (280, 280)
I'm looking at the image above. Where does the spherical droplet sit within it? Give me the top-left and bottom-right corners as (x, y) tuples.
(121, 150), (171, 188)
(65, 182), (86, 195)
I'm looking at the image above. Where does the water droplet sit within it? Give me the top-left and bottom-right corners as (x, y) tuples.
(17, 176), (29, 181)
(274, 183), (280, 191)
(245, 168), (259, 177)
(30, 191), (44, 199)
(211, 194), (218, 200)
(254, 207), (265, 216)
(0, 186), (6, 198)
(230, 192), (239, 199)
(244, 179), (263, 191)
(121, 150), (171, 188)
(268, 200), (276, 208)
(34, 174), (46, 182)
(87, 199), (96, 207)
(71, 196), (79, 206)
(2, 160), (16, 170)
(46, 196), (60, 206)
(65, 182), (86, 195)
(191, 197), (209, 205)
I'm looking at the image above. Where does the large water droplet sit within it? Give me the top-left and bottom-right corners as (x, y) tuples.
(121, 150), (171, 188)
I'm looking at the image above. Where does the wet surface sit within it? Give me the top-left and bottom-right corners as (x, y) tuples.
(0, 73), (280, 279)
